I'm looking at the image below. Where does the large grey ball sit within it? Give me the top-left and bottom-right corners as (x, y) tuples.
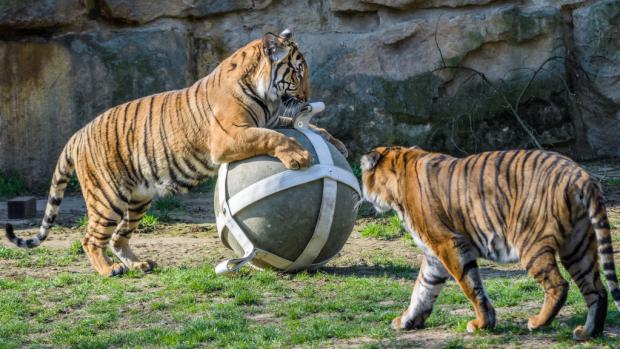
(214, 128), (360, 272)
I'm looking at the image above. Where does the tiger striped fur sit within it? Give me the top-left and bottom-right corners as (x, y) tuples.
(5, 29), (347, 277)
(360, 146), (619, 340)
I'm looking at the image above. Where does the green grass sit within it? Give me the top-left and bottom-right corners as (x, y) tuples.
(67, 173), (81, 193)
(0, 250), (410, 348)
(0, 245), (80, 268)
(151, 196), (182, 222)
(153, 196), (182, 212)
(360, 214), (405, 240)
(0, 171), (24, 198)
(76, 215), (89, 228)
(139, 213), (159, 229)
(192, 177), (218, 193)
(1, 243), (619, 348)
(350, 161), (362, 180)
(3, 216), (620, 348)
(68, 240), (84, 255)
(1, 243), (620, 349)
(607, 177), (620, 186)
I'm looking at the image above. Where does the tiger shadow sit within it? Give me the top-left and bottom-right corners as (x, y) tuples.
(317, 265), (527, 281)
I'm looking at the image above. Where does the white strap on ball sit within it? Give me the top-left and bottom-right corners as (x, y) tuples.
(225, 165), (359, 217)
(285, 125), (336, 271)
(215, 163), (259, 275)
(216, 161), (294, 274)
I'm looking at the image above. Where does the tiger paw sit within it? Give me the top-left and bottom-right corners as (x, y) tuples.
(572, 326), (592, 341)
(275, 138), (311, 170)
(391, 316), (403, 330)
(466, 318), (494, 333)
(466, 320), (479, 333)
(133, 260), (157, 273)
(108, 263), (128, 277)
(392, 314), (426, 330)
(527, 315), (545, 331)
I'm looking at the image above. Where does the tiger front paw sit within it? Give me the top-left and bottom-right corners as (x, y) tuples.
(275, 138), (312, 170)
(572, 325), (592, 341)
(391, 313), (426, 331)
(466, 316), (496, 333)
(132, 259), (157, 273)
(391, 316), (406, 330)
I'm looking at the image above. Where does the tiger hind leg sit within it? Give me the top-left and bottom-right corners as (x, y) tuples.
(560, 225), (607, 340)
(82, 210), (126, 277)
(110, 199), (156, 273)
(523, 246), (569, 331)
(456, 259), (496, 333)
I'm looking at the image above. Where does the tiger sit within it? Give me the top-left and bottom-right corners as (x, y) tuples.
(360, 146), (619, 340)
(5, 29), (348, 277)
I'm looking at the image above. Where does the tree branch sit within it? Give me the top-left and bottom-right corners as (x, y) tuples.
(432, 27), (546, 150)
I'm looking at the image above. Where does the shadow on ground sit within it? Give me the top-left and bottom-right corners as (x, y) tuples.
(320, 264), (419, 280)
(319, 264), (527, 281)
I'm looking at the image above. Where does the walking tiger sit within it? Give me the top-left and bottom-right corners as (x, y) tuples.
(361, 146), (619, 340)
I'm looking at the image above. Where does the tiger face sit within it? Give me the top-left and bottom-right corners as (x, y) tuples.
(262, 29), (310, 104)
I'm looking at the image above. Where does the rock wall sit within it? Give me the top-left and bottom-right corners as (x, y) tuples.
(0, 0), (618, 189)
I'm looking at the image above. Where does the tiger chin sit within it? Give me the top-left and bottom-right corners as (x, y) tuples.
(361, 146), (620, 341)
(4, 29), (348, 277)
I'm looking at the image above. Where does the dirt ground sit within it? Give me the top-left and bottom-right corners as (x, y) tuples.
(2, 160), (620, 348)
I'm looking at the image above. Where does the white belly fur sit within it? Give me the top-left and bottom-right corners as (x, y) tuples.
(488, 233), (519, 263)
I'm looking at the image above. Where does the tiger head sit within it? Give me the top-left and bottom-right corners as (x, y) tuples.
(262, 29), (310, 107)
(360, 146), (423, 214)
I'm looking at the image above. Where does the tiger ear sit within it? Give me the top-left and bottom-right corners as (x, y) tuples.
(361, 151), (382, 172)
(280, 28), (292, 40)
(263, 32), (290, 63)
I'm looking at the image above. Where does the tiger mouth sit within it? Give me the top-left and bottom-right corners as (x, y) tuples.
(281, 95), (306, 105)
(279, 96), (307, 117)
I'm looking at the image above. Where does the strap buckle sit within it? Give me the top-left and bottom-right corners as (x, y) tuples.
(293, 101), (325, 129)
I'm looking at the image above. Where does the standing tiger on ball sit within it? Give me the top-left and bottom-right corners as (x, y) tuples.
(361, 146), (619, 340)
(5, 29), (347, 277)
